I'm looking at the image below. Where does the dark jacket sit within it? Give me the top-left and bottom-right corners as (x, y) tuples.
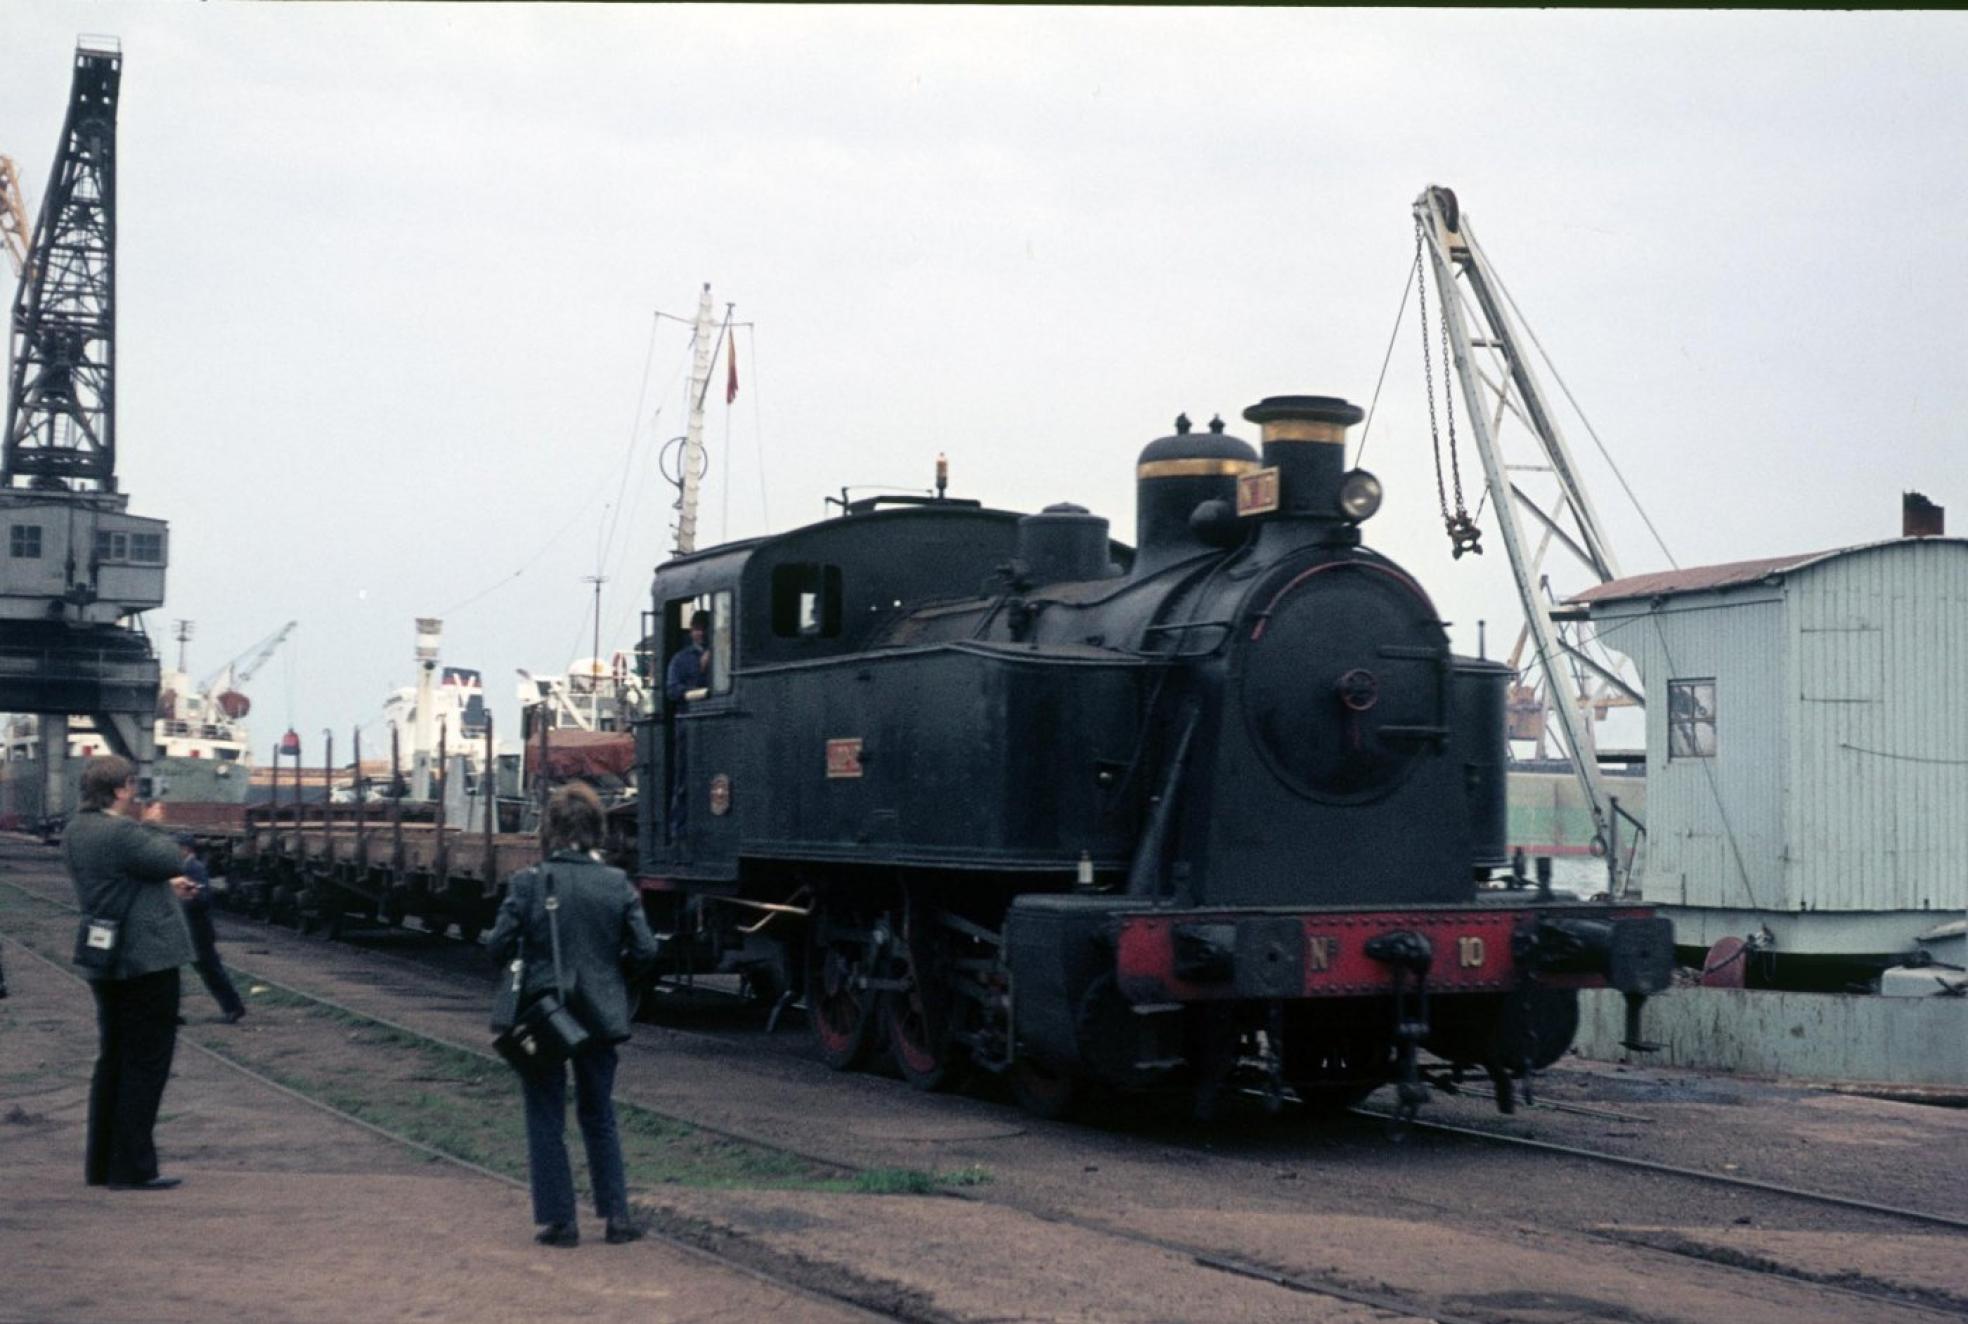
(63, 809), (193, 981)
(487, 851), (659, 1044)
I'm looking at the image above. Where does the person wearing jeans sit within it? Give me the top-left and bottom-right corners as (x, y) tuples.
(488, 782), (660, 1247)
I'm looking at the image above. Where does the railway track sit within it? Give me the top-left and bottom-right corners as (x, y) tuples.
(208, 895), (1968, 1238)
(6, 856), (1964, 1324)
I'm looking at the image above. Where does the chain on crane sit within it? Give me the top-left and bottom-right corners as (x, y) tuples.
(1414, 220), (1482, 559)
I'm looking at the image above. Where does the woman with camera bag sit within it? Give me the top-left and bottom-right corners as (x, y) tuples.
(488, 782), (660, 1248)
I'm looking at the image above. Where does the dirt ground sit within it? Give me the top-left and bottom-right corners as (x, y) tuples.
(0, 943), (869, 1324)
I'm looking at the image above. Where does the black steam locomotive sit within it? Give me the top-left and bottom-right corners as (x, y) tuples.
(634, 394), (1671, 1119)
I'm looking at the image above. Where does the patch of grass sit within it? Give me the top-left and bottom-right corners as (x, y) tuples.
(843, 1165), (993, 1195)
(196, 994), (844, 1194)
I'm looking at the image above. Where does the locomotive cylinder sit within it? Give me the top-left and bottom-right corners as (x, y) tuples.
(1240, 395), (1365, 520)
(1132, 415), (1259, 574)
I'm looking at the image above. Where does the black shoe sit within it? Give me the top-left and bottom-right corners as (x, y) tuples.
(534, 1223), (578, 1247)
(605, 1221), (643, 1245)
(223, 1007), (246, 1024)
(107, 1176), (181, 1192)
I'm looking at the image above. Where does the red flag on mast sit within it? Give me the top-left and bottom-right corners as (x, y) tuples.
(725, 332), (739, 405)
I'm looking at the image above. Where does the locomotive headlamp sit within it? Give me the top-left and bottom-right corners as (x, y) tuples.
(1338, 469), (1383, 522)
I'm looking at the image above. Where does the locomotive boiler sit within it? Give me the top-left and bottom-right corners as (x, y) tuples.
(634, 393), (1672, 1119)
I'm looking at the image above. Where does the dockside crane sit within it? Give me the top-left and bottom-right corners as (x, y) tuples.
(0, 38), (169, 813)
(1411, 185), (1647, 894)
(199, 619), (298, 717)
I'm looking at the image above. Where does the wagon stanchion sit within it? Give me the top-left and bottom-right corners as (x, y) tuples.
(389, 722), (405, 925)
(353, 727), (367, 875)
(481, 712), (497, 930)
(432, 716), (449, 937)
(312, 728), (333, 936)
(281, 731), (304, 929)
(346, 726), (366, 939)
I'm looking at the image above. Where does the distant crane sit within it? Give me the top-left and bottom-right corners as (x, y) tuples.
(199, 619), (298, 719)
(0, 155), (30, 279)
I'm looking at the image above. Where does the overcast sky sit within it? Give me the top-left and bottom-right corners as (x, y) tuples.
(6, 5), (1965, 755)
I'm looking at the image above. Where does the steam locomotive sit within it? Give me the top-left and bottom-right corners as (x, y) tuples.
(634, 394), (1672, 1119)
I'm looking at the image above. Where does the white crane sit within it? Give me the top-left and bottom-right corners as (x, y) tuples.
(1411, 185), (1648, 894)
(198, 620), (298, 716)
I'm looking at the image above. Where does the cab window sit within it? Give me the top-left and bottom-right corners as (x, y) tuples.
(666, 591), (735, 702)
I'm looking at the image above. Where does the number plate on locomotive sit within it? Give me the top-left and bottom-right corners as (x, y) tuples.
(825, 738), (863, 779)
(1236, 466), (1281, 517)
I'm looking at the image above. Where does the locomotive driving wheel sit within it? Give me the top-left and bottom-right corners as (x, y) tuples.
(883, 893), (962, 1092)
(806, 901), (878, 1071)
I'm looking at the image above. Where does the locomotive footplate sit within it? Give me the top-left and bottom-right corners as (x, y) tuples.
(1111, 905), (1672, 1004)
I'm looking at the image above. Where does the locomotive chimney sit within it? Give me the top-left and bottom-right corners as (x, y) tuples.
(1904, 490), (1945, 538)
(1240, 395), (1366, 525)
(1131, 412), (1259, 574)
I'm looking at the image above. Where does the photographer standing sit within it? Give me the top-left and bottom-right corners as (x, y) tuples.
(488, 783), (660, 1247)
(65, 756), (197, 1191)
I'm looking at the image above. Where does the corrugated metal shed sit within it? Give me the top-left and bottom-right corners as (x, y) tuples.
(1576, 538), (1968, 950)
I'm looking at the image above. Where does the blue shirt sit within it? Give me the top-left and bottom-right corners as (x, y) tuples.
(665, 642), (708, 704)
(181, 853), (212, 907)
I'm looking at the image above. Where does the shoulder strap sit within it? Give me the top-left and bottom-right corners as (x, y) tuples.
(542, 863), (569, 999)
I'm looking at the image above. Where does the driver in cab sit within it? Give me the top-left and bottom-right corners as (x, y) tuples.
(665, 610), (711, 706)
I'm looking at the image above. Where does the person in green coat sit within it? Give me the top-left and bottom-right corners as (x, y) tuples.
(64, 755), (196, 1191)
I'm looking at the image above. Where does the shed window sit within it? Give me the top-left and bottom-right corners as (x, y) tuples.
(770, 563), (842, 638)
(9, 524), (40, 559)
(1667, 678), (1716, 759)
(130, 532), (164, 564)
(94, 529), (128, 562)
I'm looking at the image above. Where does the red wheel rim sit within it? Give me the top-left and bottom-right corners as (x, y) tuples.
(889, 991), (940, 1078)
(811, 947), (865, 1057)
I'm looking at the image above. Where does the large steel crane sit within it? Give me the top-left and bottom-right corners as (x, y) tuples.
(0, 38), (167, 813)
(1411, 185), (1646, 894)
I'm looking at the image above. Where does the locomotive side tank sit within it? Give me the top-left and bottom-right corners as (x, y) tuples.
(635, 392), (1672, 1119)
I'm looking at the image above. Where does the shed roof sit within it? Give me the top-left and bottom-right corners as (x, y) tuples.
(1569, 537), (1968, 606)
